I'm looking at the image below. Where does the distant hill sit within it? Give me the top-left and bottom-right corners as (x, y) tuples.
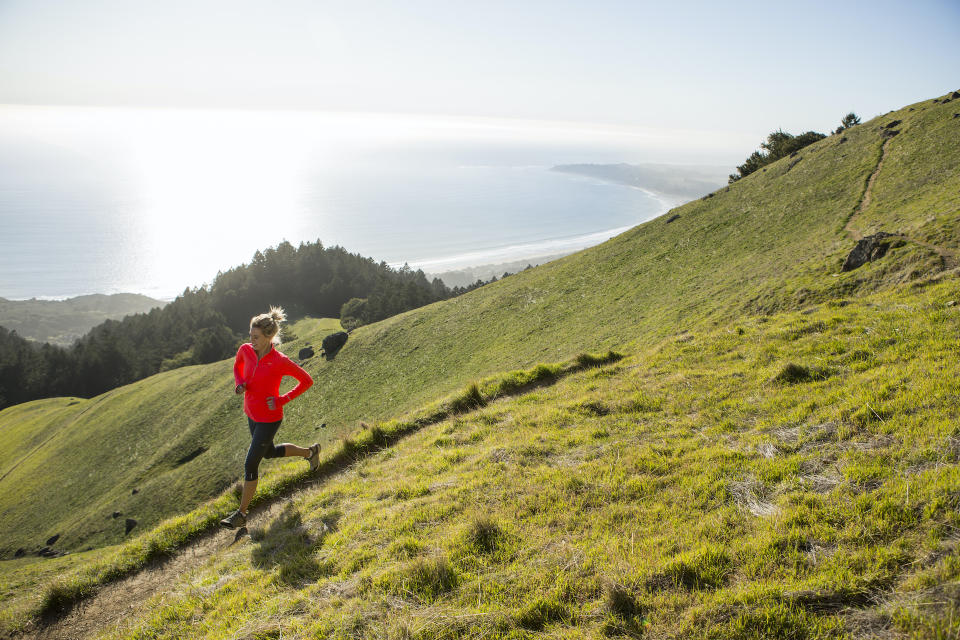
(428, 254), (564, 288)
(551, 161), (729, 200)
(1, 91), (959, 638)
(0, 293), (166, 346)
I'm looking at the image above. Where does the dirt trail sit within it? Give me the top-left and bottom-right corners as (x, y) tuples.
(844, 136), (957, 267)
(21, 498), (295, 640)
(844, 138), (891, 243)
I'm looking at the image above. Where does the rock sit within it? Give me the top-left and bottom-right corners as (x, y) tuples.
(880, 129), (900, 139)
(952, 91), (960, 99)
(884, 120), (902, 129)
(37, 546), (50, 556)
(321, 331), (349, 360)
(45, 534), (60, 546)
(113, 511), (122, 518)
(132, 488), (139, 495)
(14, 548), (25, 558)
(839, 137), (847, 143)
(125, 518), (138, 535)
(842, 232), (896, 272)
(954, 113), (960, 119)
(298, 346), (315, 360)
(666, 214), (681, 223)
(947, 301), (956, 307)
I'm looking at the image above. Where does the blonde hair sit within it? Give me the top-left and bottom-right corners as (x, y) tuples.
(250, 306), (286, 345)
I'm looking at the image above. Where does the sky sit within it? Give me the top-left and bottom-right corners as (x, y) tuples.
(1, 0), (958, 140)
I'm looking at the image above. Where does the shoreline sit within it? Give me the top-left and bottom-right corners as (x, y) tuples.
(4, 172), (692, 302)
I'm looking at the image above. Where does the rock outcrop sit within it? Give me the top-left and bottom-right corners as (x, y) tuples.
(842, 232), (898, 272)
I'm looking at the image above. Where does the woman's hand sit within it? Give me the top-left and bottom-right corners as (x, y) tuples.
(235, 383), (246, 395)
(266, 396), (276, 411)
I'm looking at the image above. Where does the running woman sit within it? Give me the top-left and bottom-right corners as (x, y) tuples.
(220, 306), (320, 529)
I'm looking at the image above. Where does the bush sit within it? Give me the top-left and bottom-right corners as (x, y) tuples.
(395, 556), (458, 601)
(772, 363), (830, 385)
(464, 516), (504, 554)
(662, 546), (733, 590)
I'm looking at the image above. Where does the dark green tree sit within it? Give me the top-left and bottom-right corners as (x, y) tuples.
(729, 128), (826, 183)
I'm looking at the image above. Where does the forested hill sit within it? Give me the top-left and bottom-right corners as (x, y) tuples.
(0, 294), (166, 347)
(0, 240), (493, 410)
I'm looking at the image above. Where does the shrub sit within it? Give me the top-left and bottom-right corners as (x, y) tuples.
(772, 363), (829, 385)
(515, 596), (571, 631)
(447, 383), (486, 414)
(662, 546), (733, 590)
(605, 581), (643, 618)
(396, 556), (458, 601)
(464, 516), (504, 554)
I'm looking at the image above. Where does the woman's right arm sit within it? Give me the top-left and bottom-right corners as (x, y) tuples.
(233, 344), (256, 393)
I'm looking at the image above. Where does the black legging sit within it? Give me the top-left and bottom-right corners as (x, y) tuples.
(244, 417), (285, 481)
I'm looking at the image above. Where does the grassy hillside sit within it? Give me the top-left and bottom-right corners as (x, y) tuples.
(0, 91), (958, 637)
(10, 276), (960, 639)
(0, 93), (956, 556)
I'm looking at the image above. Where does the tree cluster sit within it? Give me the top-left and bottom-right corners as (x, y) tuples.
(0, 239), (492, 410)
(728, 113), (860, 184)
(728, 129), (826, 183)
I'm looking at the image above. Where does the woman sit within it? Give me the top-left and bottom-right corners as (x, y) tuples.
(220, 306), (320, 529)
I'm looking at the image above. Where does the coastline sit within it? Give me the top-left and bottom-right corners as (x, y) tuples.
(417, 187), (685, 282)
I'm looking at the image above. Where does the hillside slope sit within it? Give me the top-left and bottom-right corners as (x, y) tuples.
(0, 91), (957, 570)
(9, 275), (960, 639)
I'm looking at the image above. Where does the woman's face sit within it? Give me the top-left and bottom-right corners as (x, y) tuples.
(249, 326), (271, 352)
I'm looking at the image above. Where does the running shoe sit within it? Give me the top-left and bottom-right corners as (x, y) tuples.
(219, 509), (247, 529)
(307, 443), (321, 471)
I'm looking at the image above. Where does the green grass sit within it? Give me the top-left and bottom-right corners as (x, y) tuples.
(62, 277), (960, 639)
(1, 91), (959, 637)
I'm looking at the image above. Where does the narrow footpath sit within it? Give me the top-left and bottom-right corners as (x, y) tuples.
(845, 136), (957, 268)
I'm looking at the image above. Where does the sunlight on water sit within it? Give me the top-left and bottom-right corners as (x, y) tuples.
(0, 106), (737, 299)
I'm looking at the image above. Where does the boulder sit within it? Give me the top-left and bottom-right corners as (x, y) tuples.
(666, 214), (681, 224)
(45, 534), (60, 546)
(880, 129), (900, 139)
(125, 518), (138, 535)
(14, 548), (25, 558)
(321, 331), (349, 360)
(842, 232), (897, 272)
(952, 91), (960, 99)
(884, 120), (902, 129)
(132, 488), (139, 495)
(298, 346), (315, 360)
(113, 511), (122, 518)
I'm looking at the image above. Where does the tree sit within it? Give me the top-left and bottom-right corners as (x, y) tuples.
(729, 128), (826, 183)
(840, 112), (861, 130)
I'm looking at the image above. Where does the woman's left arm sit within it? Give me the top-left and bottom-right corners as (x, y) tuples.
(278, 359), (314, 406)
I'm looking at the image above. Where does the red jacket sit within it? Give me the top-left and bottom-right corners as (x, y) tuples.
(233, 343), (313, 422)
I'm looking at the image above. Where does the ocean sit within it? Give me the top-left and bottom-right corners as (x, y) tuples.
(0, 106), (688, 300)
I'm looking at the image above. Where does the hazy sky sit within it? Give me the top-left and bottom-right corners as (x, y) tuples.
(1, 0), (958, 138)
